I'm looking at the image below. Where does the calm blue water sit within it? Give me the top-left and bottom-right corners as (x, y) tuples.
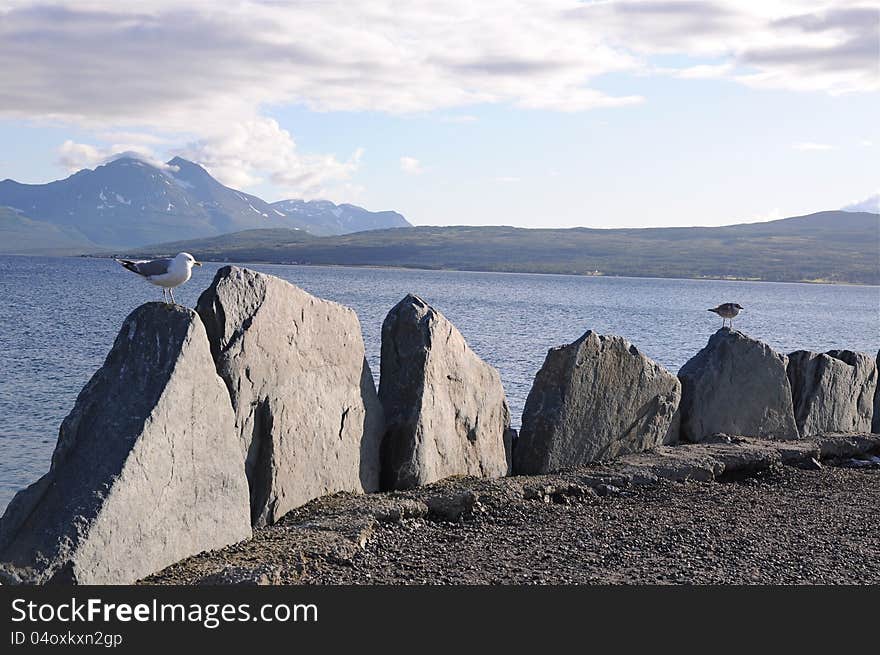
(1, 255), (878, 510)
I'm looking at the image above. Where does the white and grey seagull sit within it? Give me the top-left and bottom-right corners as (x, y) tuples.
(708, 302), (743, 328)
(115, 252), (202, 304)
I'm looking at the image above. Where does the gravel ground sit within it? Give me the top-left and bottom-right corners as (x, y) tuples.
(146, 463), (880, 585)
(304, 466), (879, 585)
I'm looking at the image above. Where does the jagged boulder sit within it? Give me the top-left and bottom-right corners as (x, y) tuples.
(678, 328), (798, 442)
(513, 330), (681, 475)
(0, 304), (251, 585)
(872, 350), (879, 434)
(197, 266), (384, 526)
(379, 295), (510, 490)
(787, 350), (877, 436)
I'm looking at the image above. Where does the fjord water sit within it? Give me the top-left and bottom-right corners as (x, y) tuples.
(1, 255), (878, 510)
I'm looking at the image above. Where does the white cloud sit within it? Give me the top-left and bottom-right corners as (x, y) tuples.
(58, 118), (362, 199)
(400, 157), (423, 175)
(3, 2), (872, 128)
(792, 141), (834, 151)
(495, 176), (521, 183)
(3, 1), (877, 196)
(570, 1), (879, 95)
(0, 1), (644, 127)
(57, 140), (174, 172)
(174, 118), (362, 198)
(842, 192), (880, 213)
(57, 140), (105, 171)
(746, 207), (783, 223)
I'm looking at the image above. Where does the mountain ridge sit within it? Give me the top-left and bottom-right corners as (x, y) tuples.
(126, 210), (880, 285)
(0, 156), (412, 252)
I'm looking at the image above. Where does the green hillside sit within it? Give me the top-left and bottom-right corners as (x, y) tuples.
(0, 207), (97, 254)
(127, 210), (880, 285)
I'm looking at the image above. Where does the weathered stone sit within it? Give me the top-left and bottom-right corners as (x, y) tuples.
(378, 294), (510, 490)
(300, 514), (378, 552)
(678, 328), (798, 442)
(513, 330), (681, 474)
(0, 304), (251, 585)
(522, 482), (598, 504)
(816, 433), (880, 459)
(616, 448), (721, 482)
(617, 436), (821, 482)
(425, 490), (483, 521)
(787, 349), (877, 436)
(873, 351), (880, 434)
(196, 266), (384, 527)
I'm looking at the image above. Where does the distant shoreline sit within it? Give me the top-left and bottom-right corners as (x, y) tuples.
(67, 253), (878, 288)
(0, 251), (875, 286)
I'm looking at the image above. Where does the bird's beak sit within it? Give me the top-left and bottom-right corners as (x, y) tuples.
(194, 261), (202, 267)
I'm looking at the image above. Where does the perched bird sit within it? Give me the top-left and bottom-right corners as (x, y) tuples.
(708, 302), (743, 328)
(116, 252), (202, 304)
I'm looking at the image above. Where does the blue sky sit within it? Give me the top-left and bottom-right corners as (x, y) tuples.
(0, 1), (877, 228)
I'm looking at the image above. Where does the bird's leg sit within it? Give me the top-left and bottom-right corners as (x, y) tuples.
(162, 288), (168, 304)
(169, 288), (176, 306)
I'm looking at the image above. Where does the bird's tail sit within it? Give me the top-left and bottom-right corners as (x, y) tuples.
(707, 308), (719, 314)
(115, 258), (139, 274)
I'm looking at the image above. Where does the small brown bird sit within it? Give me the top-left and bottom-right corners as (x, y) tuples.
(708, 302), (743, 328)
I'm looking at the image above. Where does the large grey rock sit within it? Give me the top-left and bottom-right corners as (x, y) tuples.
(0, 304), (251, 585)
(678, 328), (798, 442)
(873, 351), (880, 434)
(378, 295), (510, 490)
(787, 350), (877, 436)
(197, 266), (383, 526)
(513, 330), (681, 475)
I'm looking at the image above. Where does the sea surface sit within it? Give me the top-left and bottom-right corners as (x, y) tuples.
(1, 255), (878, 510)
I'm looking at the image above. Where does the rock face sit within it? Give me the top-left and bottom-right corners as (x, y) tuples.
(512, 330), (681, 475)
(787, 350), (877, 436)
(0, 304), (251, 585)
(378, 295), (510, 490)
(874, 351), (880, 434)
(197, 266), (384, 526)
(678, 328), (798, 443)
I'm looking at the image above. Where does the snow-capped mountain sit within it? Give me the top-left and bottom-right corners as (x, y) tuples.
(271, 199), (410, 236)
(0, 156), (411, 251)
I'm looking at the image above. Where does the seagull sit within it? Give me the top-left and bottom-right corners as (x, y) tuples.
(708, 302), (743, 328)
(115, 252), (202, 304)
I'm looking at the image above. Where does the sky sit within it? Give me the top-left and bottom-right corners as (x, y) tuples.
(0, 0), (877, 228)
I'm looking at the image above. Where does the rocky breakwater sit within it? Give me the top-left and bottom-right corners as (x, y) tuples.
(787, 350), (877, 437)
(0, 304), (251, 585)
(378, 295), (511, 490)
(3, 276), (878, 585)
(197, 266), (384, 526)
(678, 328), (799, 443)
(513, 330), (681, 474)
